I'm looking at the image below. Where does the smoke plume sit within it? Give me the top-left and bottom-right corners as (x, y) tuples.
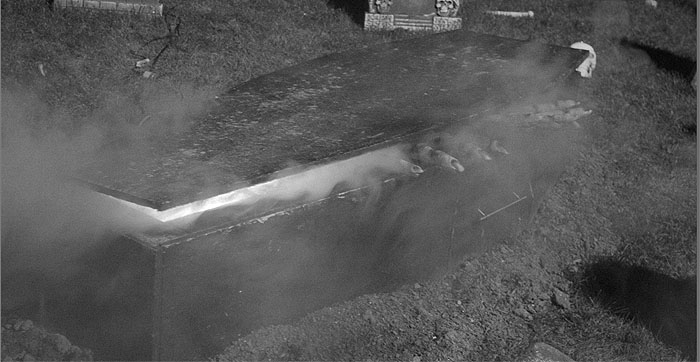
(0, 82), (218, 311)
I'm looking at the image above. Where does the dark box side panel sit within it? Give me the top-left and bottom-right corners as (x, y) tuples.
(152, 127), (576, 360)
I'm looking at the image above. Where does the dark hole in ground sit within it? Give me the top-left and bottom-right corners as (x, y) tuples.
(681, 122), (696, 135)
(620, 38), (697, 81)
(581, 259), (697, 360)
(326, 0), (367, 25)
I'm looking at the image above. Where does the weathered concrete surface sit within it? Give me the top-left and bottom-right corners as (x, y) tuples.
(80, 29), (587, 211)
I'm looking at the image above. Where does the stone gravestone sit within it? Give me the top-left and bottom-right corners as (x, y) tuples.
(365, 0), (462, 32)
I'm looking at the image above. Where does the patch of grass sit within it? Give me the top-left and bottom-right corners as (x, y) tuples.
(533, 304), (684, 362)
(462, 0), (596, 45)
(1, 0), (417, 131)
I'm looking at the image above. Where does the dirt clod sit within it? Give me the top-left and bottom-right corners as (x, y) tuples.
(47, 333), (72, 354)
(0, 318), (93, 362)
(551, 289), (571, 310)
(14, 321), (32, 332)
(362, 309), (377, 324)
(520, 342), (575, 362)
(514, 307), (533, 320)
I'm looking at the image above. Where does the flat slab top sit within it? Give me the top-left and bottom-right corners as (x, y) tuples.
(80, 30), (586, 210)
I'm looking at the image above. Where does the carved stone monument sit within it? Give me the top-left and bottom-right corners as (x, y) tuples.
(365, 0), (462, 32)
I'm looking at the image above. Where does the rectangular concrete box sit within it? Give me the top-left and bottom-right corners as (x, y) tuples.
(54, 0), (162, 16)
(68, 30), (586, 360)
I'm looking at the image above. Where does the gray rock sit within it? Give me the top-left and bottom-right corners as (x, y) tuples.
(12, 320), (28, 331)
(18, 320), (33, 331)
(551, 289), (571, 309)
(444, 329), (462, 343)
(47, 333), (72, 354)
(520, 342), (575, 362)
(514, 307), (533, 320)
(415, 305), (432, 318)
(362, 309), (377, 324)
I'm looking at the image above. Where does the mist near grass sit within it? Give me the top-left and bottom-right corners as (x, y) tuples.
(0, 36), (585, 286)
(0, 83), (218, 311)
(1, 30), (586, 359)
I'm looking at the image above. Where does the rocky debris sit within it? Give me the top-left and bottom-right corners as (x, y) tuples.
(1, 318), (93, 362)
(415, 305), (433, 319)
(520, 342), (575, 362)
(444, 329), (465, 344)
(362, 309), (378, 324)
(551, 289), (571, 310)
(12, 320), (32, 332)
(514, 307), (533, 321)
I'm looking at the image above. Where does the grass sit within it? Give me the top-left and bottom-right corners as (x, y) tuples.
(1, 0), (417, 127)
(1, 0), (696, 361)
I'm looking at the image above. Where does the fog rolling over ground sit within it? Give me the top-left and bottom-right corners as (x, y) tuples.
(1, 37), (585, 359)
(0, 83), (217, 313)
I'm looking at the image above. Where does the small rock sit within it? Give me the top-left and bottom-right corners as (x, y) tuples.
(444, 329), (462, 343)
(362, 309), (377, 324)
(411, 356), (421, 362)
(563, 107), (592, 121)
(21, 353), (35, 362)
(415, 306), (432, 318)
(181, 149), (198, 157)
(552, 289), (571, 309)
(13, 320), (25, 331)
(556, 99), (578, 108)
(451, 278), (464, 292)
(47, 333), (72, 354)
(520, 342), (575, 362)
(535, 103), (556, 113)
(514, 307), (533, 320)
(18, 320), (33, 331)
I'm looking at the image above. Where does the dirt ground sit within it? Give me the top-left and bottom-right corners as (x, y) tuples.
(1, 318), (93, 362)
